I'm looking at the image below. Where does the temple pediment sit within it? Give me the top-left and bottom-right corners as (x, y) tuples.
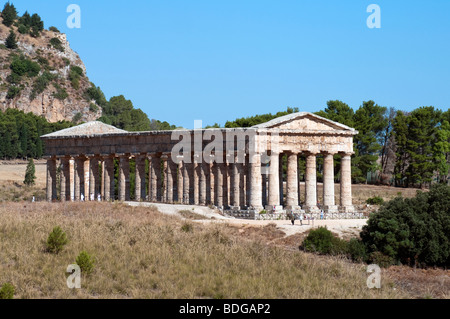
(41, 121), (127, 138)
(252, 112), (357, 134)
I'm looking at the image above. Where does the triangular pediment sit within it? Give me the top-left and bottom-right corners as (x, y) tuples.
(41, 121), (127, 138)
(252, 112), (356, 132)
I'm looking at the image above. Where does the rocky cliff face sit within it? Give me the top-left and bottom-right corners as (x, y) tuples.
(0, 22), (101, 123)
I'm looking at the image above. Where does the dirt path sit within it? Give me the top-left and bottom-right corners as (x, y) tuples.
(126, 202), (367, 238)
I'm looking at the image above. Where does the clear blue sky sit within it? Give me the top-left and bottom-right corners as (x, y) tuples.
(11, 0), (450, 128)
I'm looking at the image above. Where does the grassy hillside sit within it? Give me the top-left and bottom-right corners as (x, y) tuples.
(0, 201), (414, 299)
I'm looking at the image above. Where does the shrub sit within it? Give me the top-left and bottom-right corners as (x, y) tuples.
(68, 66), (83, 89)
(24, 158), (36, 186)
(72, 112), (82, 124)
(366, 196), (384, 205)
(5, 30), (17, 49)
(181, 222), (193, 233)
(52, 83), (68, 100)
(76, 251), (95, 274)
(17, 24), (28, 34)
(30, 72), (55, 99)
(347, 238), (368, 262)
(361, 184), (450, 267)
(84, 84), (107, 107)
(6, 86), (20, 99)
(46, 226), (68, 254)
(302, 227), (348, 256)
(49, 26), (60, 33)
(49, 37), (64, 52)
(0, 283), (15, 299)
(89, 103), (99, 113)
(70, 65), (84, 77)
(368, 251), (394, 268)
(10, 56), (40, 77)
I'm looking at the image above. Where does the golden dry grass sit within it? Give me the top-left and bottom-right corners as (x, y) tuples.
(0, 202), (414, 299)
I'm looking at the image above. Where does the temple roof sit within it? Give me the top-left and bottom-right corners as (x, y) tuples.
(251, 112), (357, 133)
(41, 121), (127, 138)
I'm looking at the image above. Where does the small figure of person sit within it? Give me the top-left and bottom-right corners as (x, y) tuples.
(97, 193), (101, 202)
(299, 213), (303, 226)
(90, 193), (94, 201)
(290, 211), (295, 225)
(320, 209), (324, 220)
(32, 196), (35, 203)
(80, 193), (84, 202)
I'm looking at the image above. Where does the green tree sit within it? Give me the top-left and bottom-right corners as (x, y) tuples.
(353, 101), (388, 183)
(405, 107), (442, 187)
(315, 100), (354, 127)
(5, 29), (17, 49)
(393, 110), (409, 186)
(361, 184), (450, 267)
(24, 158), (36, 186)
(1, 1), (17, 27)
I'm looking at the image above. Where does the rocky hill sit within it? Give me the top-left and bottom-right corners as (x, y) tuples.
(0, 16), (101, 123)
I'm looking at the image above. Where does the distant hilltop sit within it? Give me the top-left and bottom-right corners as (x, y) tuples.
(0, 2), (101, 123)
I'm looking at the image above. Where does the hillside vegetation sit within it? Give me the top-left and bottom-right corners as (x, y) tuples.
(0, 201), (413, 299)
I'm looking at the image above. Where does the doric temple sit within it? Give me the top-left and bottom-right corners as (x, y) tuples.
(41, 112), (358, 217)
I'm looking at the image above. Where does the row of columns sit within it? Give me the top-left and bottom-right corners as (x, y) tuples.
(46, 152), (354, 213)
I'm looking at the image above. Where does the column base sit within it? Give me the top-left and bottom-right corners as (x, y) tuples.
(285, 205), (301, 211)
(229, 206), (241, 211)
(249, 206), (264, 212)
(339, 205), (356, 213)
(265, 205), (283, 212)
(324, 205), (339, 214)
(304, 205), (320, 213)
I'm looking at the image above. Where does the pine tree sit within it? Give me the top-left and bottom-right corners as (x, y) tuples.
(5, 29), (17, 49)
(24, 158), (36, 186)
(1, 2), (17, 27)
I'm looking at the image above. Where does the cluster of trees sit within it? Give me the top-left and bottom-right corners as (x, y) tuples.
(223, 102), (450, 188)
(316, 101), (449, 187)
(0, 108), (72, 159)
(98, 94), (177, 132)
(2, 2), (44, 37)
(301, 184), (450, 267)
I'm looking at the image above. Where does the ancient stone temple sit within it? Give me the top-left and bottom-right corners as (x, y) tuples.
(41, 112), (358, 218)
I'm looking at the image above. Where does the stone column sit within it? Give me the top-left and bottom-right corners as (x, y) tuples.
(69, 159), (75, 201)
(240, 161), (246, 208)
(323, 153), (338, 213)
(199, 161), (206, 205)
(216, 162), (224, 208)
(84, 158), (90, 200)
(150, 155), (160, 202)
(267, 151), (281, 210)
(177, 160), (183, 203)
(262, 166), (268, 207)
(279, 153), (284, 206)
(304, 152), (319, 212)
(46, 157), (57, 202)
(183, 161), (191, 204)
(286, 152), (300, 210)
(60, 157), (71, 202)
(231, 154), (240, 209)
(135, 154), (146, 201)
(161, 155), (168, 203)
(209, 162), (215, 205)
(118, 155), (130, 202)
(249, 152), (263, 211)
(340, 153), (355, 213)
(193, 156), (200, 205)
(103, 156), (115, 201)
(74, 156), (85, 201)
(166, 155), (176, 203)
(89, 156), (99, 201)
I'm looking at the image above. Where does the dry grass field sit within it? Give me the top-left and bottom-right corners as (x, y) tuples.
(0, 163), (447, 299)
(0, 202), (420, 299)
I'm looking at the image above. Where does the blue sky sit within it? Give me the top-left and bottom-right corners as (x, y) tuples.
(11, 0), (450, 128)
